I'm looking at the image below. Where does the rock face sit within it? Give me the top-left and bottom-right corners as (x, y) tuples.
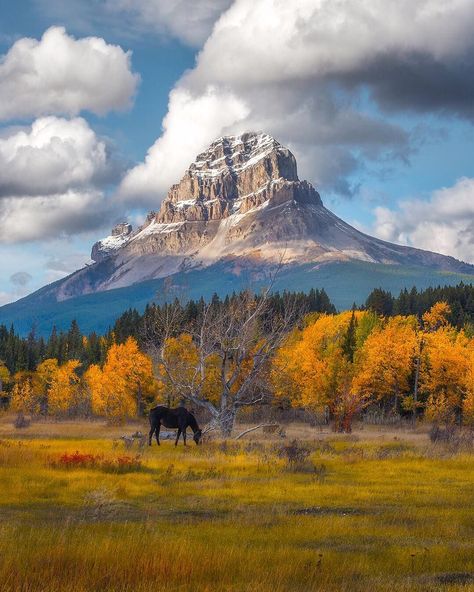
(91, 223), (133, 263)
(156, 132), (307, 224)
(110, 132), (323, 268)
(51, 131), (473, 301)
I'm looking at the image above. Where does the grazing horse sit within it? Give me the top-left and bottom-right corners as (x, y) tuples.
(148, 405), (202, 446)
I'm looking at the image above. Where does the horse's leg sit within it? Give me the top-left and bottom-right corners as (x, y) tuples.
(175, 428), (182, 446)
(155, 422), (161, 446)
(148, 422), (155, 446)
(183, 428), (187, 446)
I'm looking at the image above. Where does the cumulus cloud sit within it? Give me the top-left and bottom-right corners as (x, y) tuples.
(0, 26), (139, 121)
(0, 191), (113, 243)
(371, 177), (474, 264)
(10, 272), (32, 287)
(0, 117), (119, 197)
(120, 86), (249, 203)
(119, 0), (474, 205)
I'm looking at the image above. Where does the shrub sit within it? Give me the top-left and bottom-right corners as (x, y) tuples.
(376, 442), (411, 459)
(54, 451), (99, 468)
(101, 455), (143, 474)
(14, 412), (30, 429)
(429, 425), (474, 452)
(278, 439), (311, 468)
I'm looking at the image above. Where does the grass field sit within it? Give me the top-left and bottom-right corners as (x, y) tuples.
(0, 417), (473, 592)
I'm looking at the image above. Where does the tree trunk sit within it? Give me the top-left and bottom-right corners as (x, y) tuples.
(136, 383), (142, 417)
(219, 406), (236, 437)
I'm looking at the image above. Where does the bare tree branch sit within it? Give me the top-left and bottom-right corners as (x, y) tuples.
(234, 424), (279, 440)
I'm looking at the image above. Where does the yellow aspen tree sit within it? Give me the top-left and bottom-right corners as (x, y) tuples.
(33, 359), (59, 415)
(88, 337), (154, 422)
(462, 340), (474, 425)
(10, 376), (37, 414)
(47, 360), (81, 416)
(0, 362), (10, 393)
(158, 334), (200, 406)
(352, 316), (418, 411)
(421, 328), (469, 424)
(422, 302), (451, 332)
(272, 311), (371, 430)
(84, 364), (105, 416)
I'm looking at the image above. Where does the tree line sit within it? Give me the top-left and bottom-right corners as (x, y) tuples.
(365, 283), (474, 329)
(1, 283), (473, 435)
(0, 288), (335, 374)
(3, 282), (472, 377)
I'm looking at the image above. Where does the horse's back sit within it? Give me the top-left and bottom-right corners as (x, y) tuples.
(149, 405), (189, 429)
(149, 405), (168, 424)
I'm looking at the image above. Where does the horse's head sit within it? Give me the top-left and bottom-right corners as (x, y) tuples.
(193, 429), (202, 445)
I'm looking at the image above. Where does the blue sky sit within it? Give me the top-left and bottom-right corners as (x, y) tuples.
(0, 0), (473, 305)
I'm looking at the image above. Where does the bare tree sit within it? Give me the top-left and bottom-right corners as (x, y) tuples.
(145, 283), (301, 436)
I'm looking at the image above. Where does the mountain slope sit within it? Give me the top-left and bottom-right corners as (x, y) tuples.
(1, 131), (473, 334)
(1, 260), (473, 336)
(43, 132), (472, 302)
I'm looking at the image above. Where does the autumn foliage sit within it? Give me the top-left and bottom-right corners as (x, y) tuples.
(273, 303), (474, 431)
(2, 302), (474, 431)
(86, 337), (155, 422)
(9, 337), (156, 423)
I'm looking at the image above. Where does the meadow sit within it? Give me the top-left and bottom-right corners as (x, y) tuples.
(0, 417), (473, 592)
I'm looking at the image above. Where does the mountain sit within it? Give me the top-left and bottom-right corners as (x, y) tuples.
(1, 132), (473, 335)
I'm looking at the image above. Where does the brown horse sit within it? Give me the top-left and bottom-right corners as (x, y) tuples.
(148, 405), (202, 446)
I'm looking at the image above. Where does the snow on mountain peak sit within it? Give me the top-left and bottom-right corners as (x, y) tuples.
(91, 222), (133, 263)
(188, 132), (294, 180)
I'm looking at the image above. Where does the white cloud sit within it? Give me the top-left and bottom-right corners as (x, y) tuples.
(0, 191), (112, 243)
(120, 0), (474, 206)
(371, 177), (474, 264)
(0, 117), (115, 197)
(192, 0), (474, 85)
(119, 86), (249, 204)
(0, 115), (129, 243)
(0, 26), (139, 121)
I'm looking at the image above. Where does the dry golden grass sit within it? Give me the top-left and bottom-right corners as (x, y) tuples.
(0, 415), (472, 591)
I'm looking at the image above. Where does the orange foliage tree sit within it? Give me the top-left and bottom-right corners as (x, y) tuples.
(86, 337), (155, 422)
(272, 311), (372, 432)
(462, 340), (474, 425)
(0, 361), (10, 393)
(352, 316), (418, 413)
(47, 360), (82, 416)
(420, 328), (470, 424)
(10, 375), (36, 414)
(29, 358), (82, 417)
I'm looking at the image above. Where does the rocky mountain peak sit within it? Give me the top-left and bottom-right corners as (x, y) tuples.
(91, 222), (133, 263)
(40, 130), (473, 304)
(153, 132), (320, 225)
(188, 132), (298, 183)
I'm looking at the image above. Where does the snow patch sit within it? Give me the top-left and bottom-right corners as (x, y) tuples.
(189, 133), (283, 179)
(132, 220), (185, 240)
